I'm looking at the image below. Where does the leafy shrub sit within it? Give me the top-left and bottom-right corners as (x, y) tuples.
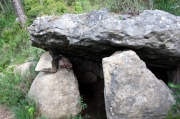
(0, 23), (26, 70)
(1, 22), (26, 45)
(24, 0), (71, 24)
(68, 96), (90, 119)
(0, 67), (36, 107)
(66, 0), (75, 6)
(0, 12), (15, 33)
(81, 0), (92, 12)
(153, 0), (180, 15)
(0, 16), (44, 71)
(0, 66), (42, 119)
(105, 0), (152, 14)
(107, 0), (180, 15)
(74, 1), (83, 14)
(166, 83), (180, 118)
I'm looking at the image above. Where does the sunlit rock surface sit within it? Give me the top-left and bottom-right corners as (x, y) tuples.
(28, 10), (180, 68)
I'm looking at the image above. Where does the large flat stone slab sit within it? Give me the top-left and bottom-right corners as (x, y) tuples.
(28, 10), (180, 68)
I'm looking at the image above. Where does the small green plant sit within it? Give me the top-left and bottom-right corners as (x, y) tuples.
(68, 114), (90, 119)
(79, 96), (87, 110)
(25, 105), (35, 119)
(68, 96), (90, 119)
(69, 114), (83, 119)
(13, 97), (36, 119)
(166, 83), (180, 119)
(119, 16), (123, 20)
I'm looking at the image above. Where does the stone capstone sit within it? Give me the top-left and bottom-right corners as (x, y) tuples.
(28, 10), (180, 68)
(28, 67), (82, 119)
(102, 50), (175, 119)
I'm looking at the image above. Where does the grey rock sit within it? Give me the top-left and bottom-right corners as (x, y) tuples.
(102, 50), (175, 119)
(58, 56), (72, 69)
(35, 51), (57, 73)
(14, 61), (37, 77)
(28, 10), (180, 68)
(28, 67), (81, 119)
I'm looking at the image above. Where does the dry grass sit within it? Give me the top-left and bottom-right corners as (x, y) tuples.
(0, 105), (14, 119)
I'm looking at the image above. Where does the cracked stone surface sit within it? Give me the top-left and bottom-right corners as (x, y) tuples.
(28, 10), (180, 68)
(102, 50), (175, 119)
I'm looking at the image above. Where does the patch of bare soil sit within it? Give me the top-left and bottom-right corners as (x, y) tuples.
(0, 105), (14, 119)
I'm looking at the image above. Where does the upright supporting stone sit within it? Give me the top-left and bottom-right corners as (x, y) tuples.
(102, 50), (175, 119)
(28, 67), (82, 119)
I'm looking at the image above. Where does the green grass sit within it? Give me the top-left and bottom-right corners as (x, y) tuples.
(0, 66), (37, 106)
(0, 72), (25, 106)
(0, 12), (16, 33)
(166, 83), (180, 119)
(0, 11), (43, 117)
(154, 0), (180, 16)
(0, 17), (44, 71)
(13, 98), (36, 119)
(0, 66), (43, 119)
(0, 0), (180, 118)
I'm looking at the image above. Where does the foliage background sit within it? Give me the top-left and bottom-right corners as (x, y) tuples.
(0, 0), (180, 118)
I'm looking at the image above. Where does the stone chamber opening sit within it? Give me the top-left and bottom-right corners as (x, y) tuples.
(71, 59), (107, 119)
(78, 79), (107, 119)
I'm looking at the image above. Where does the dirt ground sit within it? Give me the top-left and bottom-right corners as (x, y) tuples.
(0, 105), (14, 119)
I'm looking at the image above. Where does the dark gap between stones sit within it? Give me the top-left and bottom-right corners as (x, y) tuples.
(71, 59), (107, 119)
(69, 56), (172, 119)
(147, 67), (169, 84)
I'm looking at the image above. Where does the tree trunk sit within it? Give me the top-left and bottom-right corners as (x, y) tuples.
(12, 0), (26, 28)
(0, 2), (5, 13)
